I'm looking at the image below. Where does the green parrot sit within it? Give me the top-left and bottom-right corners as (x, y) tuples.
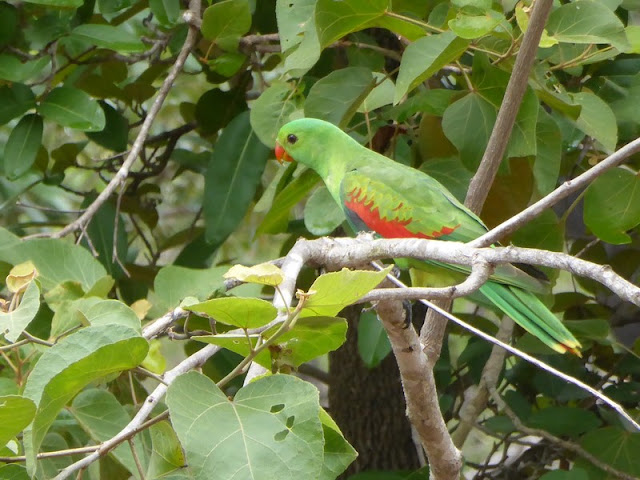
(275, 117), (581, 355)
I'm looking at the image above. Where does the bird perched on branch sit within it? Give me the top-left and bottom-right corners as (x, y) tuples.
(275, 117), (580, 355)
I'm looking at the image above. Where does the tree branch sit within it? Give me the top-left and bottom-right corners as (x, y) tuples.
(45, 4), (201, 240)
(471, 135), (640, 247)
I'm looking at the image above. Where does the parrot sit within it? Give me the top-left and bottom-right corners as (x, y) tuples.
(274, 117), (581, 355)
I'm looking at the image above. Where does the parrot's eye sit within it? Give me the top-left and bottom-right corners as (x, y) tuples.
(287, 134), (298, 145)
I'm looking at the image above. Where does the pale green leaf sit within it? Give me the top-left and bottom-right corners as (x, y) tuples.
(0, 281), (40, 343)
(223, 263), (284, 286)
(301, 267), (392, 317)
(315, 0), (389, 47)
(304, 186), (346, 235)
(0, 396), (36, 449)
(154, 265), (228, 311)
(22, 325), (148, 475)
(572, 91), (617, 151)
(276, 0), (321, 75)
(188, 297), (278, 329)
(250, 82), (300, 147)
(166, 373), (324, 480)
(201, 0), (251, 50)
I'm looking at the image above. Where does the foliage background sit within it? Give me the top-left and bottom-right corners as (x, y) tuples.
(0, 0), (640, 478)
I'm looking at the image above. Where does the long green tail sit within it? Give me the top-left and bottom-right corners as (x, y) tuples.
(480, 282), (581, 355)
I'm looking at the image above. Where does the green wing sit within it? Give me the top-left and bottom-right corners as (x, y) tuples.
(338, 165), (546, 293)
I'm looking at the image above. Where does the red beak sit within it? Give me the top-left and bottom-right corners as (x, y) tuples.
(275, 142), (293, 164)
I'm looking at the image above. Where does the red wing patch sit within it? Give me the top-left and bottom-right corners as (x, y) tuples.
(344, 187), (460, 239)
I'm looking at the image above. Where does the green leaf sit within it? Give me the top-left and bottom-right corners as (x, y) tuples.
(448, 11), (503, 39)
(0, 235), (107, 292)
(578, 427), (640, 477)
(546, 0), (630, 52)
(38, 87), (106, 132)
(442, 92), (496, 170)
(572, 91), (617, 151)
(81, 300), (142, 332)
(0, 465), (29, 480)
(0, 55), (49, 83)
(304, 67), (375, 127)
(533, 109), (562, 196)
(201, 0), (251, 50)
(166, 373), (324, 480)
(0, 395), (36, 448)
(86, 102), (129, 152)
(359, 74), (395, 112)
(420, 157), (472, 203)
(22, 0), (82, 6)
(83, 199), (128, 279)
(153, 265), (228, 310)
(507, 87), (538, 158)
(70, 389), (147, 476)
(0, 281), (40, 343)
(250, 82), (300, 147)
(204, 111), (270, 246)
(195, 88), (247, 136)
(528, 407), (601, 437)
(70, 24), (146, 52)
(584, 167), (640, 244)
(303, 186), (345, 235)
(188, 297), (277, 329)
(315, 0), (389, 47)
(0, 84), (36, 126)
(319, 409), (357, 480)
(2, 114), (43, 180)
(194, 316), (348, 368)
(22, 325), (148, 474)
(149, 0), (181, 26)
(0, 2), (18, 47)
(276, 0), (321, 75)
(301, 267), (392, 317)
(394, 32), (469, 103)
(357, 311), (391, 368)
(256, 168), (320, 235)
(145, 421), (187, 479)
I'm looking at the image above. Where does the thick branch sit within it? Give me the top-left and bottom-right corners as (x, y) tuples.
(376, 300), (462, 480)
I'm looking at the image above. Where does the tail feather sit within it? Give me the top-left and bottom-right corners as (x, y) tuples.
(480, 282), (582, 355)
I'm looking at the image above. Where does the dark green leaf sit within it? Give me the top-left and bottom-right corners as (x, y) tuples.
(38, 87), (106, 132)
(2, 114), (43, 180)
(528, 407), (601, 437)
(204, 111), (270, 246)
(0, 84), (36, 126)
(86, 102), (129, 152)
(0, 2), (18, 46)
(0, 55), (49, 83)
(357, 311), (392, 368)
(70, 24), (146, 52)
(22, 0), (82, 5)
(304, 67), (375, 127)
(201, 0), (251, 50)
(83, 199), (128, 279)
(442, 92), (496, 170)
(584, 167), (640, 244)
(538, 469), (588, 480)
(533, 109), (562, 196)
(420, 157), (472, 203)
(395, 32), (469, 103)
(578, 427), (640, 477)
(315, 0), (389, 47)
(166, 373), (324, 480)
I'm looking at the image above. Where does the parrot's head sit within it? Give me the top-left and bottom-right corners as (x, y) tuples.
(275, 118), (346, 169)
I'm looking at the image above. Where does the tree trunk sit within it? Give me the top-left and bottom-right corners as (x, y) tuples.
(329, 306), (422, 475)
